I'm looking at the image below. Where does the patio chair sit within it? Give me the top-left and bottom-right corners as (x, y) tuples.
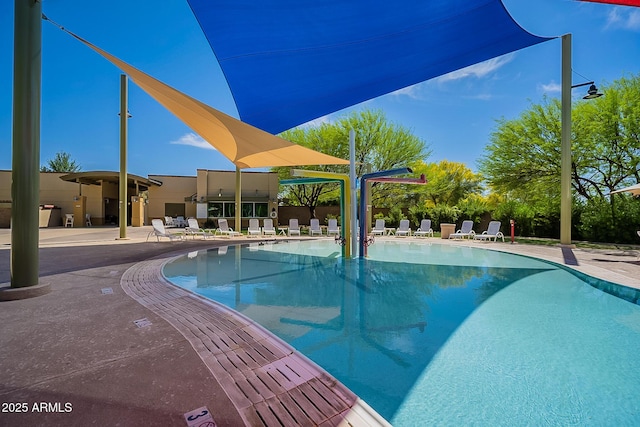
(371, 219), (385, 236)
(414, 219), (433, 238)
(64, 213), (74, 228)
(288, 218), (301, 236)
(176, 216), (188, 227)
(309, 218), (322, 236)
(327, 218), (340, 237)
(85, 213), (92, 227)
(185, 218), (211, 239)
(450, 220), (475, 239)
(217, 218), (242, 238)
(474, 221), (504, 242)
(395, 219), (411, 237)
(147, 218), (184, 242)
(164, 216), (177, 228)
(248, 218), (262, 237)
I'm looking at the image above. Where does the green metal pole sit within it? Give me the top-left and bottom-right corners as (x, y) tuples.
(11, 0), (42, 287)
(560, 34), (572, 246)
(119, 74), (128, 239)
(235, 167), (241, 233)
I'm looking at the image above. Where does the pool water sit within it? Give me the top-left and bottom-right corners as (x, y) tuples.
(163, 240), (640, 425)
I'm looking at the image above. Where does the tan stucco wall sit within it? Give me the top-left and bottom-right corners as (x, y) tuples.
(147, 175), (197, 222)
(0, 171), (105, 226)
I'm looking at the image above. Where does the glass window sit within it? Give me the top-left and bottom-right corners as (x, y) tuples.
(208, 202), (223, 218)
(224, 202), (235, 218)
(255, 203), (268, 218)
(242, 202), (254, 218)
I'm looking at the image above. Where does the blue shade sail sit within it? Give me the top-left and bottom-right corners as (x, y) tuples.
(187, 0), (554, 134)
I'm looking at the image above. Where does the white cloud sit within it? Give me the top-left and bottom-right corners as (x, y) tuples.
(391, 83), (424, 99)
(300, 115), (332, 128)
(606, 8), (640, 31)
(434, 53), (516, 83)
(170, 132), (216, 150)
(540, 81), (561, 93)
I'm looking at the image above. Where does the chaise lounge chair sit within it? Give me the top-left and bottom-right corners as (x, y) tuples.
(474, 220), (504, 242)
(217, 218), (242, 238)
(185, 218), (211, 239)
(248, 218), (262, 237)
(414, 219), (433, 238)
(327, 219), (340, 237)
(395, 219), (411, 237)
(371, 219), (386, 236)
(147, 218), (184, 242)
(309, 218), (322, 236)
(262, 219), (276, 237)
(288, 219), (301, 236)
(450, 220), (475, 239)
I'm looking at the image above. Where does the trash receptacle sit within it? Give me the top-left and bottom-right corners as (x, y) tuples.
(440, 223), (456, 239)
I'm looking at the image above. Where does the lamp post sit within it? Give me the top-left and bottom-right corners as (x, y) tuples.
(560, 34), (602, 246)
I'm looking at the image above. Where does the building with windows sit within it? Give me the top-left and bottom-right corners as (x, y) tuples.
(0, 169), (278, 229)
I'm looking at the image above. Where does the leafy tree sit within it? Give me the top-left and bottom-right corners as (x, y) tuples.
(40, 151), (81, 172)
(479, 73), (640, 241)
(275, 109), (430, 217)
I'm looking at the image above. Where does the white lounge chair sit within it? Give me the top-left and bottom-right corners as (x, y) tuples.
(147, 218), (184, 242)
(217, 218), (242, 238)
(309, 218), (322, 236)
(395, 219), (411, 237)
(288, 219), (301, 236)
(474, 221), (504, 242)
(262, 219), (276, 236)
(371, 219), (385, 236)
(327, 219), (340, 237)
(164, 216), (177, 228)
(450, 220), (475, 239)
(185, 218), (211, 239)
(248, 218), (262, 237)
(414, 219), (433, 238)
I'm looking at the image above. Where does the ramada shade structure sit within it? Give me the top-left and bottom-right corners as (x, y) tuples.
(187, 0), (554, 134)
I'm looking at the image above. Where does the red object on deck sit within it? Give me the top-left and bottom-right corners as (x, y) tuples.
(510, 219), (515, 244)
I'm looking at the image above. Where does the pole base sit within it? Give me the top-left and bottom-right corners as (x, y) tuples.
(0, 282), (51, 301)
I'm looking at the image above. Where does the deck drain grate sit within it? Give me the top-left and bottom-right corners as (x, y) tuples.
(133, 318), (152, 328)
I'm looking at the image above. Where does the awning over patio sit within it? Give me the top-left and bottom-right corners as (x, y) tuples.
(59, 171), (162, 191)
(187, 0), (554, 134)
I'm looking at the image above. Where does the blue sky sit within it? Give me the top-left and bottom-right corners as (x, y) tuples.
(1, 1), (639, 177)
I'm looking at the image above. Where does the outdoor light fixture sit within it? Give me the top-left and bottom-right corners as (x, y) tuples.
(218, 188), (222, 197)
(570, 80), (603, 100)
(583, 84), (603, 100)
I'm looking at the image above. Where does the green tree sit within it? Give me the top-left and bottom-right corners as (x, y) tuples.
(479, 74), (640, 240)
(275, 109), (430, 217)
(41, 151), (81, 172)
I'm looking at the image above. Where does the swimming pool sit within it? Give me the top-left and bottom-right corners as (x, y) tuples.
(163, 240), (640, 425)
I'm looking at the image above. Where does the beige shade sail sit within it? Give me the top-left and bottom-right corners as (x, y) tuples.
(610, 183), (640, 196)
(62, 29), (349, 169)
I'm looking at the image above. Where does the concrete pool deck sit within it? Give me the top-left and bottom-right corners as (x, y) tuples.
(1, 226), (639, 426)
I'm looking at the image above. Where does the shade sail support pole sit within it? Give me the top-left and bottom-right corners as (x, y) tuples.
(349, 130), (357, 258)
(10, 0), (42, 289)
(119, 74), (128, 239)
(235, 167), (241, 233)
(560, 34), (572, 246)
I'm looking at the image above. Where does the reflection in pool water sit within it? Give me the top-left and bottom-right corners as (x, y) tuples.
(163, 240), (640, 425)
